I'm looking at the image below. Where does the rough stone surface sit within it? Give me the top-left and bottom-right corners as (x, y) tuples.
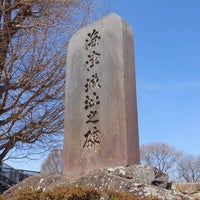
(172, 182), (200, 194)
(172, 182), (200, 196)
(3, 173), (70, 200)
(63, 13), (140, 178)
(3, 165), (194, 200)
(107, 165), (168, 188)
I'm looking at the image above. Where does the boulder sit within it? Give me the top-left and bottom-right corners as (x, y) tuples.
(3, 173), (70, 200)
(172, 182), (200, 197)
(3, 165), (193, 200)
(107, 165), (168, 188)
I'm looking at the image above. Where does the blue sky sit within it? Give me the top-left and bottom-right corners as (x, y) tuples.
(108, 0), (200, 155)
(6, 1), (200, 171)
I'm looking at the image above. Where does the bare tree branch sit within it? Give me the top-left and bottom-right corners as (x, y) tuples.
(41, 147), (62, 174)
(0, 0), (103, 162)
(140, 142), (182, 173)
(175, 154), (200, 182)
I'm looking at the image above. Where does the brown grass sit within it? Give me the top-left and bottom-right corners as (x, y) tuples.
(2, 186), (167, 200)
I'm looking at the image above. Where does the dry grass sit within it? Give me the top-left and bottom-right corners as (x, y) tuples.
(1, 186), (165, 200)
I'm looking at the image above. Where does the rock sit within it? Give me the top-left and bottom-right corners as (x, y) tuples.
(107, 165), (168, 188)
(72, 169), (188, 200)
(3, 172), (70, 200)
(126, 165), (156, 185)
(193, 193), (200, 199)
(2, 165), (193, 200)
(152, 166), (169, 188)
(172, 182), (200, 199)
(172, 182), (200, 195)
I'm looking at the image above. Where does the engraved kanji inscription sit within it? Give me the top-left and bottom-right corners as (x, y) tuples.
(82, 126), (100, 148)
(85, 51), (100, 71)
(86, 110), (99, 124)
(82, 28), (102, 149)
(84, 92), (100, 110)
(85, 29), (101, 50)
(85, 73), (101, 92)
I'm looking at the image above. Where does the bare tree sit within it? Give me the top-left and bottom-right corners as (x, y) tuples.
(41, 147), (62, 173)
(140, 142), (182, 173)
(175, 154), (200, 182)
(0, 0), (102, 162)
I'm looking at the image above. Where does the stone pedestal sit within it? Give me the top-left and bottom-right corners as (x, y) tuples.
(63, 14), (140, 178)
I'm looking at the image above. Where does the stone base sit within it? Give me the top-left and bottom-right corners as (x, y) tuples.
(172, 182), (200, 198)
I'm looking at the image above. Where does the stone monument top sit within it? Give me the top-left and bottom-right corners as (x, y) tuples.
(63, 13), (140, 178)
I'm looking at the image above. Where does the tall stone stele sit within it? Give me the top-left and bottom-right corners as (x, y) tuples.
(63, 14), (140, 178)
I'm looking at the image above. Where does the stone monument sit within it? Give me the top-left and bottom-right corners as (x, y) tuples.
(63, 14), (140, 178)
